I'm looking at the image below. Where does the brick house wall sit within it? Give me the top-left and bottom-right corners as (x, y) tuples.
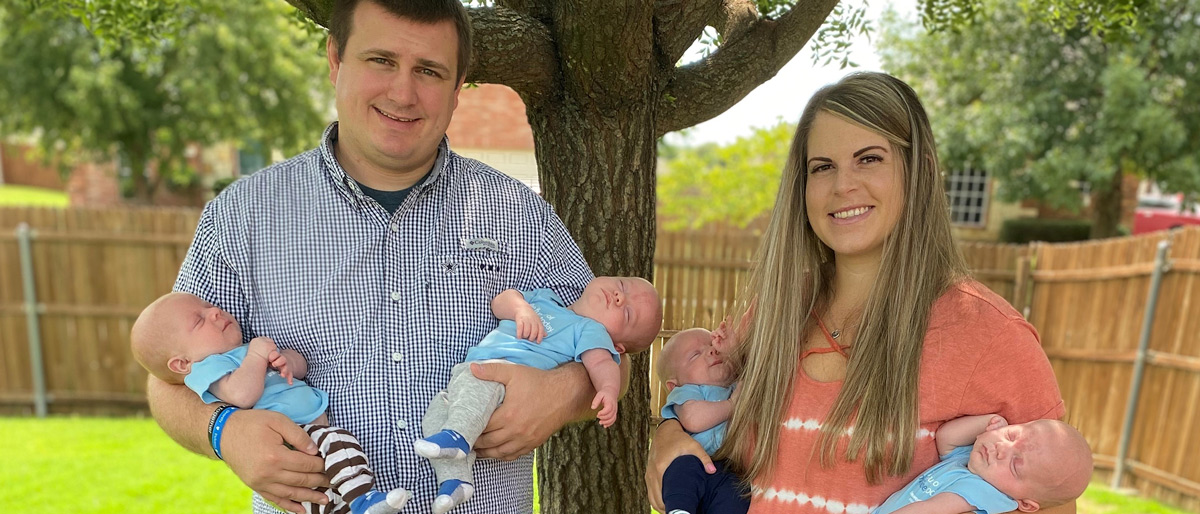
(446, 84), (535, 151)
(446, 84), (541, 190)
(1, 142), (68, 190)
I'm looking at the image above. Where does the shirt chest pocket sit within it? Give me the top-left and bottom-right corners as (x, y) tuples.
(424, 250), (509, 349)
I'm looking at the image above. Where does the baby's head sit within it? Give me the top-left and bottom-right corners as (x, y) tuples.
(968, 419), (1093, 512)
(570, 276), (663, 354)
(657, 328), (735, 391)
(130, 292), (244, 384)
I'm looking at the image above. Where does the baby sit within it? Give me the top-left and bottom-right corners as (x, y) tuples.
(655, 325), (748, 514)
(874, 414), (1093, 514)
(415, 276), (663, 514)
(130, 292), (411, 514)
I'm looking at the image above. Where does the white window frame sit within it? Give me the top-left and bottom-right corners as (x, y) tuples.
(946, 168), (990, 228)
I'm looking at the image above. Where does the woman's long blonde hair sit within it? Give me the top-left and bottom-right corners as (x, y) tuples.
(715, 72), (968, 484)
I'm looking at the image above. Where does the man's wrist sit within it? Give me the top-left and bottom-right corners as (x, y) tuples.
(208, 404), (238, 460)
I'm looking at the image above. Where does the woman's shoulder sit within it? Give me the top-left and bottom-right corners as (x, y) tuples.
(925, 279), (1039, 352)
(930, 279), (1025, 327)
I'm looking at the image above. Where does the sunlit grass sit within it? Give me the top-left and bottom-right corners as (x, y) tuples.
(5, 416), (1191, 514)
(0, 185), (69, 207)
(2, 416), (544, 513)
(2, 416), (248, 513)
(1080, 483), (1193, 514)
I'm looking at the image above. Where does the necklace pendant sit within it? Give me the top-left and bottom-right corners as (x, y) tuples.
(830, 329), (841, 339)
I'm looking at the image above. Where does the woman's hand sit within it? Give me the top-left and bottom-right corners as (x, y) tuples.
(645, 419), (714, 512)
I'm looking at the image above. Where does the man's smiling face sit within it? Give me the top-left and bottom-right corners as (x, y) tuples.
(327, 1), (463, 180)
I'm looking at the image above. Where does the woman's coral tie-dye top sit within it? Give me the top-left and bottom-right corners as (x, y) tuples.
(748, 281), (1065, 514)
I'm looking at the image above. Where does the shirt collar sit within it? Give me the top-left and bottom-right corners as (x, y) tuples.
(318, 122), (450, 209)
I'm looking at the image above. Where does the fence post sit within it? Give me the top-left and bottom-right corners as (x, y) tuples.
(1111, 237), (1171, 490)
(1015, 242), (1040, 321)
(17, 223), (48, 418)
(1013, 255), (1031, 317)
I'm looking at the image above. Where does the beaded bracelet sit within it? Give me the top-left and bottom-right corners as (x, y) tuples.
(208, 405), (238, 460)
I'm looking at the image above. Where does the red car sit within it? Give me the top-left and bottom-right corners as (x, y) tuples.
(1133, 196), (1200, 234)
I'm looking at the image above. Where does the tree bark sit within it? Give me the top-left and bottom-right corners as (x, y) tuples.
(1090, 167), (1124, 239)
(526, 92), (657, 514)
(123, 143), (153, 204)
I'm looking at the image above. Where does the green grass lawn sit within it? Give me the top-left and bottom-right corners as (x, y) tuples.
(0, 184), (69, 207)
(2, 416), (248, 513)
(1, 416), (1192, 514)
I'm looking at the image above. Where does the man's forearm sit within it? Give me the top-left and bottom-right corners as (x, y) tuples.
(147, 376), (220, 457)
(561, 357), (632, 424)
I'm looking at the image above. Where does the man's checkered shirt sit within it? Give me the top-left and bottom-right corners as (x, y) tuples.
(175, 123), (594, 513)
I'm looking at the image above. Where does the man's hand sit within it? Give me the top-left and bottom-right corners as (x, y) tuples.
(221, 409), (330, 513)
(646, 419), (713, 513)
(470, 362), (574, 460)
(591, 390), (617, 428)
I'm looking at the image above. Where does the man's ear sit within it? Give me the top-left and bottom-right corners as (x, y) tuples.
(665, 379), (679, 392)
(167, 356), (191, 376)
(1016, 499), (1040, 512)
(326, 35), (341, 86)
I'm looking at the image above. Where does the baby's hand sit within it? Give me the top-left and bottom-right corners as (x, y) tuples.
(515, 307), (546, 343)
(986, 415), (1009, 432)
(711, 316), (733, 354)
(270, 351), (293, 385)
(591, 391), (617, 428)
(248, 336), (278, 360)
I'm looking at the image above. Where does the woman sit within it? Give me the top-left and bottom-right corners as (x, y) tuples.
(646, 72), (1069, 514)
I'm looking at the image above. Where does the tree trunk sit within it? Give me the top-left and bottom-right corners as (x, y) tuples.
(527, 94), (657, 514)
(1090, 167), (1124, 239)
(124, 144), (154, 204)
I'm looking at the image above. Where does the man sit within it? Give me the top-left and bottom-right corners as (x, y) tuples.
(147, 1), (621, 512)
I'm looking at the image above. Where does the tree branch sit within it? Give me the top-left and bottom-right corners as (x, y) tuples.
(495, 0), (553, 22)
(712, 0), (758, 41)
(282, 0), (332, 27)
(653, 0), (723, 68)
(656, 0), (840, 137)
(466, 7), (558, 100)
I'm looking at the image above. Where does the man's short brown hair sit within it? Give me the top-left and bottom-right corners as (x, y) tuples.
(328, 0), (473, 82)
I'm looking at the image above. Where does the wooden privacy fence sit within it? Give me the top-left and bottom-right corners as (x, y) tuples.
(2, 207), (1199, 509)
(0, 207), (199, 415)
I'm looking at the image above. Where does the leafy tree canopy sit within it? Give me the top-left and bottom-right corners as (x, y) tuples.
(0, 1), (329, 202)
(658, 121), (794, 229)
(879, 0), (1199, 238)
(35, 0), (1151, 64)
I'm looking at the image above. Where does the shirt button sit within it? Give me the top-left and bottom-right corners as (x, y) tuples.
(390, 291), (402, 301)
(397, 420), (407, 429)
(392, 352), (403, 362)
(389, 223), (399, 232)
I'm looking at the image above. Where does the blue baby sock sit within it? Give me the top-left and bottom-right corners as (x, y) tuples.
(431, 479), (474, 514)
(414, 429), (470, 459)
(348, 488), (411, 514)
